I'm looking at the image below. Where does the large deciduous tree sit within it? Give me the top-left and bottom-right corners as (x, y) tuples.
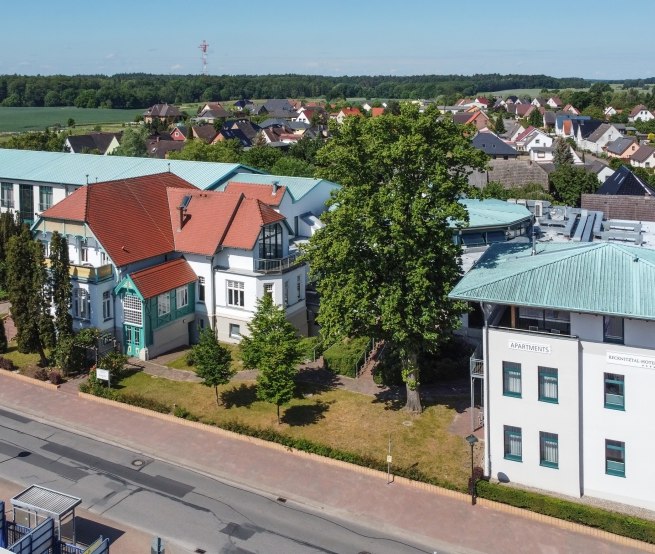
(6, 228), (54, 365)
(549, 164), (599, 207)
(193, 328), (234, 405)
(303, 104), (487, 413)
(241, 294), (303, 423)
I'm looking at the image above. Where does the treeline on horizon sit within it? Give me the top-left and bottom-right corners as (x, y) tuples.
(1, 73), (652, 110)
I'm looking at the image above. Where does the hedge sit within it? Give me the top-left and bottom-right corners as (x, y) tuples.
(323, 336), (371, 377)
(476, 480), (655, 544)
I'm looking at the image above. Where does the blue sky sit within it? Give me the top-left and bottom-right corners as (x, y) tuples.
(2, 1), (654, 79)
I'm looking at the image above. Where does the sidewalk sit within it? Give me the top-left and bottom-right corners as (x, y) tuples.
(0, 373), (650, 553)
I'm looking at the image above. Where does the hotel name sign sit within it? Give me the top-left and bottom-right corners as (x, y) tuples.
(607, 351), (655, 369)
(508, 340), (551, 354)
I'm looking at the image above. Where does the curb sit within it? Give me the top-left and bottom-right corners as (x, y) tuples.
(0, 369), (60, 390)
(79, 391), (655, 553)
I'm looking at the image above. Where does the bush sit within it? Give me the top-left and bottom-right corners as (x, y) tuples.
(323, 337), (371, 377)
(0, 356), (17, 371)
(33, 368), (49, 381)
(48, 370), (63, 385)
(174, 405), (199, 421)
(116, 393), (171, 414)
(98, 352), (128, 381)
(184, 349), (195, 367)
(476, 480), (655, 544)
(53, 334), (86, 375)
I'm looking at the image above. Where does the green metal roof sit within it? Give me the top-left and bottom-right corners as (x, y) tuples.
(0, 149), (260, 189)
(214, 173), (341, 202)
(449, 241), (655, 319)
(454, 199), (532, 230)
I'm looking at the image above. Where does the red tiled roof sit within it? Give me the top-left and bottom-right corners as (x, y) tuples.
(222, 198), (285, 250)
(129, 258), (197, 299)
(340, 107), (362, 117)
(41, 173), (196, 266)
(370, 107), (385, 117)
(223, 182), (286, 206)
(515, 126), (536, 142)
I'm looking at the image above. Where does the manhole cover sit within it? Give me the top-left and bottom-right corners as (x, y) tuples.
(402, 420), (413, 427)
(131, 459), (145, 467)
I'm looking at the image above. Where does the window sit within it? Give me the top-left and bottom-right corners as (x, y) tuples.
(197, 277), (205, 303)
(1, 183), (14, 209)
(296, 275), (302, 300)
(73, 289), (90, 320)
(283, 280), (289, 307)
(102, 291), (111, 320)
(258, 223), (283, 259)
(158, 293), (170, 316)
(605, 439), (625, 477)
(538, 367), (558, 403)
(502, 362), (521, 398)
(80, 238), (89, 263)
(503, 426), (522, 461)
(39, 186), (53, 212)
(229, 323), (241, 338)
(264, 283), (274, 298)
(176, 286), (188, 309)
(100, 251), (108, 266)
(123, 294), (142, 326)
(39, 240), (50, 258)
(539, 432), (559, 468)
(604, 373), (624, 410)
(603, 316), (623, 344)
(227, 280), (244, 307)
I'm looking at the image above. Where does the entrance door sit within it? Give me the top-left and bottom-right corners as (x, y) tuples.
(19, 185), (34, 224)
(124, 325), (142, 357)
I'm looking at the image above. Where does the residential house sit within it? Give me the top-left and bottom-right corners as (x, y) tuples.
(555, 114), (590, 137)
(596, 165), (655, 197)
(630, 145), (655, 169)
(586, 159), (614, 183)
(507, 104), (536, 120)
(258, 126), (300, 146)
(32, 172), (327, 357)
(196, 102), (230, 123)
(604, 106), (618, 119)
(498, 120), (525, 142)
(0, 149), (261, 225)
(574, 121), (622, 154)
(450, 240), (655, 511)
(605, 137), (639, 159)
(562, 104), (580, 115)
(370, 107), (385, 118)
(547, 96), (563, 109)
(191, 124), (219, 144)
(294, 108), (326, 125)
(628, 105), (654, 123)
(170, 125), (189, 142)
(146, 138), (185, 159)
(262, 99), (297, 119)
(471, 132), (519, 159)
(531, 97), (548, 108)
(233, 99), (253, 112)
(452, 110), (490, 132)
(64, 132), (122, 155)
(335, 107), (363, 124)
(514, 127), (553, 152)
(143, 104), (183, 125)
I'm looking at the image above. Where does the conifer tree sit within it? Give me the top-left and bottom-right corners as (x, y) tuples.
(0, 317), (7, 354)
(49, 231), (73, 339)
(553, 137), (574, 166)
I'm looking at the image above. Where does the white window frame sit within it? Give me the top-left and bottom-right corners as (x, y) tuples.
(1, 183), (14, 209)
(176, 286), (188, 309)
(197, 276), (205, 303)
(229, 323), (241, 338)
(158, 293), (171, 316)
(283, 280), (289, 307)
(227, 280), (245, 307)
(123, 294), (142, 326)
(73, 288), (90, 321)
(80, 238), (89, 263)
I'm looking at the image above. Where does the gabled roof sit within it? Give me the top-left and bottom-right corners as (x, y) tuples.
(223, 182), (286, 206)
(471, 132), (518, 157)
(596, 165), (655, 196)
(41, 172), (196, 266)
(129, 258), (197, 299)
(146, 139), (185, 159)
(605, 136), (636, 156)
(631, 144), (655, 163)
(66, 132), (121, 154)
(449, 241), (655, 319)
(370, 107), (385, 117)
(630, 104), (650, 117)
(215, 173), (341, 202)
(222, 198), (286, 250)
(339, 107), (362, 117)
(573, 119), (605, 141)
(144, 103), (181, 117)
(192, 124), (218, 143)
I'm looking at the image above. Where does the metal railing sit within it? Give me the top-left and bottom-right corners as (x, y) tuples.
(470, 344), (484, 378)
(253, 253), (301, 274)
(45, 260), (113, 283)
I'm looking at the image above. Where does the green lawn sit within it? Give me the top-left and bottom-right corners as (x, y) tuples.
(115, 370), (472, 488)
(0, 107), (144, 133)
(165, 344), (244, 374)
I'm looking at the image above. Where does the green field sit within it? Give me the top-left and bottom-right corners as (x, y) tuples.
(0, 107), (145, 133)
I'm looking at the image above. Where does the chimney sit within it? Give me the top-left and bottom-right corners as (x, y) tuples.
(272, 181), (279, 195)
(531, 229), (537, 256)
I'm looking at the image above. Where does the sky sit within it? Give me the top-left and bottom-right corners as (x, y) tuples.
(2, 0), (654, 80)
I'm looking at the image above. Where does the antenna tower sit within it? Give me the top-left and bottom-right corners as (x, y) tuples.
(198, 40), (209, 75)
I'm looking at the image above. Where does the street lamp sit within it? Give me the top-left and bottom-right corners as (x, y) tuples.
(465, 433), (479, 505)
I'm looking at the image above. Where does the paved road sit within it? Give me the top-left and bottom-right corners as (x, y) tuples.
(0, 408), (450, 554)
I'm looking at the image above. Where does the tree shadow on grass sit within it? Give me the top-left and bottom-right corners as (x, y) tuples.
(372, 387), (406, 411)
(221, 383), (257, 408)
(281, 400), (332, 426)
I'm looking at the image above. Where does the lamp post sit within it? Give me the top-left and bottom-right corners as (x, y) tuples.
(465, 433), (479, 505)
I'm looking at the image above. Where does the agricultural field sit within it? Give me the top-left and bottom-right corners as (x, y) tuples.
(0, 107), (144, 133)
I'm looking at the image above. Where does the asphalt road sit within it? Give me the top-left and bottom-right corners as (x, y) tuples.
(0, 408), (459, 554)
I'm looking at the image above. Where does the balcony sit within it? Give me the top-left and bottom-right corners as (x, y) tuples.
(470, 344), (484, 378)
(253, 252), (302, 274)
(45, 260), (113, 283)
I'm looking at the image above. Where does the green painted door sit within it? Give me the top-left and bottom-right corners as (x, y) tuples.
(124, 325), (142, 357)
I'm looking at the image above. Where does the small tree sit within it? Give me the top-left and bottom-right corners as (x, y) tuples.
(553, 137), (574, 166)
(493, 115), (506, 135)
(193, 328), (234, 405)
(550, 164), (599, 207)
(528, 108), (543, 128)
(112, 126), (148, 157)
(241, 295), (303, 423)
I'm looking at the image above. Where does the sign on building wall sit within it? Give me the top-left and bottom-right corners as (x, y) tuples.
(508, 340), (551, 354)
(607, 351), (655, 369)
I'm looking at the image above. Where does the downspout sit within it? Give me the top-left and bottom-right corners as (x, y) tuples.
(481, 301), (492, 478)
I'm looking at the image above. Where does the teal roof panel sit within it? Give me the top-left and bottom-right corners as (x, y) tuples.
(0, 149), (260, 189)
(449, 241), (655, 319)
(454, 199), (532, 230)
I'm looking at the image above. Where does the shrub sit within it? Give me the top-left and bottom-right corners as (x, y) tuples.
(476, 480), (655, 544)
(53, 334), (86, 375)
(114, 393), (170, 414)
(184, 349), (195, 367)
(98, 352), (128, 381)
(48, 370), (63, 385)
(0, 356), (17, 371)
(33, 368), (49, 381)
(174, 404), (199, 421)
(323, 337), (371, 377)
